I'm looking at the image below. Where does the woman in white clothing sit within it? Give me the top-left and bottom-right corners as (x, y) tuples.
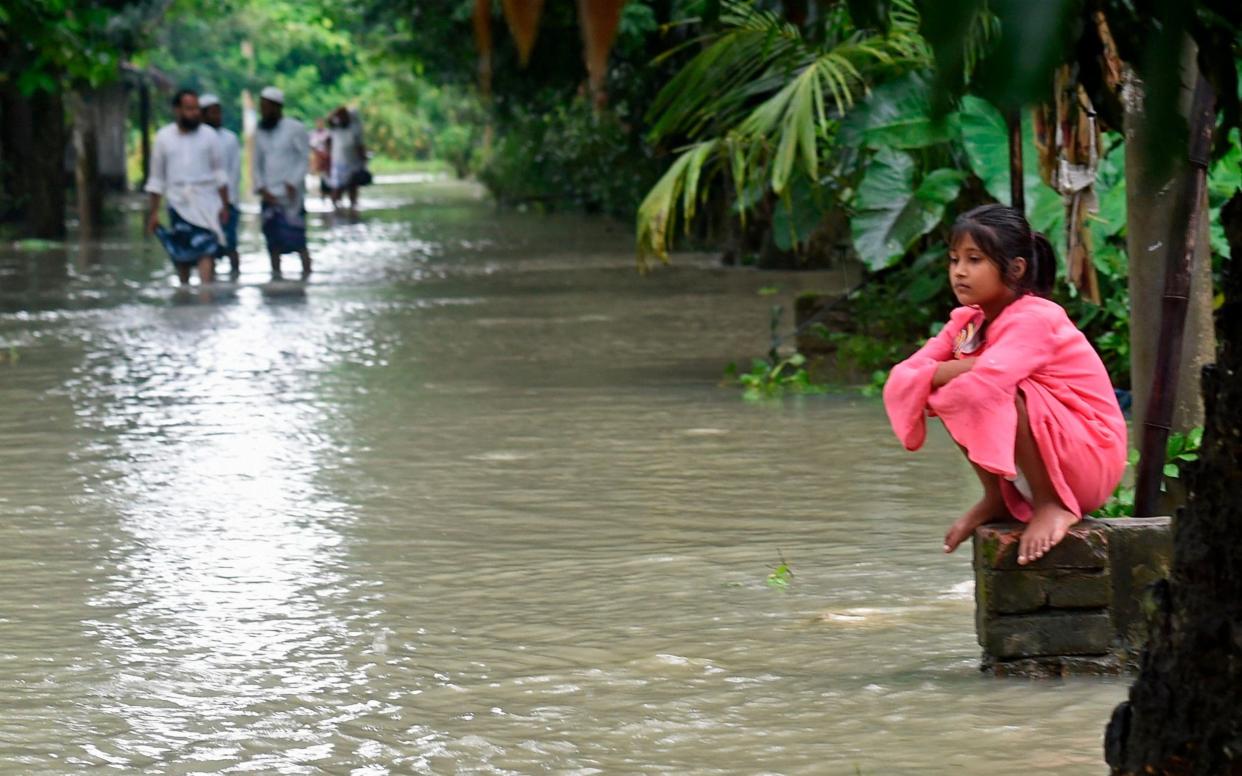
(326, 106), (367, 214)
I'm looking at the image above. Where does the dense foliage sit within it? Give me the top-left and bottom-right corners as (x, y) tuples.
(635, 1), (1240, 392)
(135, 0), (481, 164)
(0, 0), (159, 94)
(329, 0), (689, 217)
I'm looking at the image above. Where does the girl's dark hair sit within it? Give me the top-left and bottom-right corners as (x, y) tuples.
(949, 204), (1056, 297)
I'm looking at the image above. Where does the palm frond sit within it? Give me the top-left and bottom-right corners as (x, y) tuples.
(636, 140), (721, 269)
(962, 8), (1000, 83)
(646, 1), (805, 140)
(637, 0), (933, 262)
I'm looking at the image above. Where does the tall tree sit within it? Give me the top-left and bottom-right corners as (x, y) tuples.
(1106, 189), (1242, 774)
(0, 0), (168, 238)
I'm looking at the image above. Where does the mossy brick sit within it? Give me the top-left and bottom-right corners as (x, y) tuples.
(1101, 516), (1172, 651)
(979, 568), (1112, 614)
(979, 611), (1113, 658)
(973, 519), (1109, 570)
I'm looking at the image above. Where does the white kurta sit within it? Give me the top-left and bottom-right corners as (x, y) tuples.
(253, 117), (309, 215)
(217, 127), (242, 206)
(144, 123), (227, 240)
(327, 117), (365, 189)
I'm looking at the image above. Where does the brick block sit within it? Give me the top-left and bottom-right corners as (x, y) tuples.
(973, 519), (1109, 570)
(978, 568), (1112, 614)
(983, 653), (1124, 678)
(979, 611), (1113, 658)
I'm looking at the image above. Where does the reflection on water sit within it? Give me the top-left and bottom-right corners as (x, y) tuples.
(0, 178), (1123, 774)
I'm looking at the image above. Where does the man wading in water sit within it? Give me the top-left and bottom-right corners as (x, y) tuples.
(145, 89), (231, 286)
(199, 93), (242, 276)
(252, 86), (312, 279)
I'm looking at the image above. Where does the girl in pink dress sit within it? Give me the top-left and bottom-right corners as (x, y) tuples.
(883, 204), (1127, 565)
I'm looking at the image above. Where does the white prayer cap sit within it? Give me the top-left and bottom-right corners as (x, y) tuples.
(259, 86), (284, 104)
(199, 93), (220, 109)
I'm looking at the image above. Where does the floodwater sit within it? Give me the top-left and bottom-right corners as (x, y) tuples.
(0, 176), (1125, 774)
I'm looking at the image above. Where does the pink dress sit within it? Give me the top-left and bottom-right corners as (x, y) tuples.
(883, 295), (1127, 520)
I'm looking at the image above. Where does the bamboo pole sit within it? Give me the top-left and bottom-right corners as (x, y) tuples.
(1006, 109), (1024, 213)
(1133, 75), (1215, 517)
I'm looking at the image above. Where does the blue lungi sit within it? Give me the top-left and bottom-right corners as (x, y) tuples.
(214, 204), (240, 258)
(154, 208), (220, 265)
(261, 202), (307, 255)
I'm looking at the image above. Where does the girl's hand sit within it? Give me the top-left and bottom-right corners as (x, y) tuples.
(932, 358), (976, 388)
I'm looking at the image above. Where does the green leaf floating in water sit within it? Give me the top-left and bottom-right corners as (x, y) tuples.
(766, 558), (794, 589)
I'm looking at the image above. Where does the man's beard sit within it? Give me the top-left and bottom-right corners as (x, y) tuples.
(177, 116), (201, 131)
(259, 115), (280, 130)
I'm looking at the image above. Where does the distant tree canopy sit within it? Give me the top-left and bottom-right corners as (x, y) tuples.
(334, 0), (683, 116)
(134, 0), (481, 160)
(0, 0), (163, 95)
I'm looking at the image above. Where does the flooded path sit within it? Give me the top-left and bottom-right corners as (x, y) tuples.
(0, 177), (1124, 774)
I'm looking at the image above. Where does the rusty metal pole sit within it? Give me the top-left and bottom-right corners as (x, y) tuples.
(1006, 109), (1024, 213)
(1133, 75), (1215, 517)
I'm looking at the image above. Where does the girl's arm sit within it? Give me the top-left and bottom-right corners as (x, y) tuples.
(927, 305), (1057, 477)
(882, 308), (975, 451)
(932, 357), (975, 388)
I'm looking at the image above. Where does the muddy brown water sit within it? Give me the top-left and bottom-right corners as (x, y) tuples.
(0, 177), (1124, 774)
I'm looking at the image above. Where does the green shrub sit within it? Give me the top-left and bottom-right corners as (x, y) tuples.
(477, 99), (660, 218)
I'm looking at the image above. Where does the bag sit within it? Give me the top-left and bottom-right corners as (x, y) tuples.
(350, 168), (374, 187)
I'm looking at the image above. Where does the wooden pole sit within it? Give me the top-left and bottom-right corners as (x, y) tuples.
(139, 82), (151, 189)
(71, 92), (102, 240)
(1133, 75), (1215, 517)
(1006, 109), (1024, 213)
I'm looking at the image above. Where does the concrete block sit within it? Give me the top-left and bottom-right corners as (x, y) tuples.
(972, 517), (1173, 675)
(979, 611), (1113, 658)
(1102, 516), (1173, 652)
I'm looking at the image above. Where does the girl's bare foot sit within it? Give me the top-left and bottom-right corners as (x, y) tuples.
(944, 497), (1007, 554)
(1017, 504), (1079, 565)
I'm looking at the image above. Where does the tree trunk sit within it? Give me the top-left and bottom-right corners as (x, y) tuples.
(0, 82), (67, 239)
(71, 92), (103, 241)
(1125, 52), (1215, 441)
(1105, 189), (1242, 775)
(1132, 74), (1214, 519)
(93, 81), (129, 191)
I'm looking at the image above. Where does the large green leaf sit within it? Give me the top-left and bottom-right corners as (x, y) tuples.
(839, 70), (959, 150)
(772, 173), (824, 251)
(1208, 128), (1241, 205)
(959, 95), (1011, 200)
(851, 149), (964, 269)
(959, 95), (1066, 253)
(1028, 182), (1066, 263)
(917, 167), (967, 205)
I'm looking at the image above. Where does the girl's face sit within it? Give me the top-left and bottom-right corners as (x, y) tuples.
(948, 233), (1018, 310)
